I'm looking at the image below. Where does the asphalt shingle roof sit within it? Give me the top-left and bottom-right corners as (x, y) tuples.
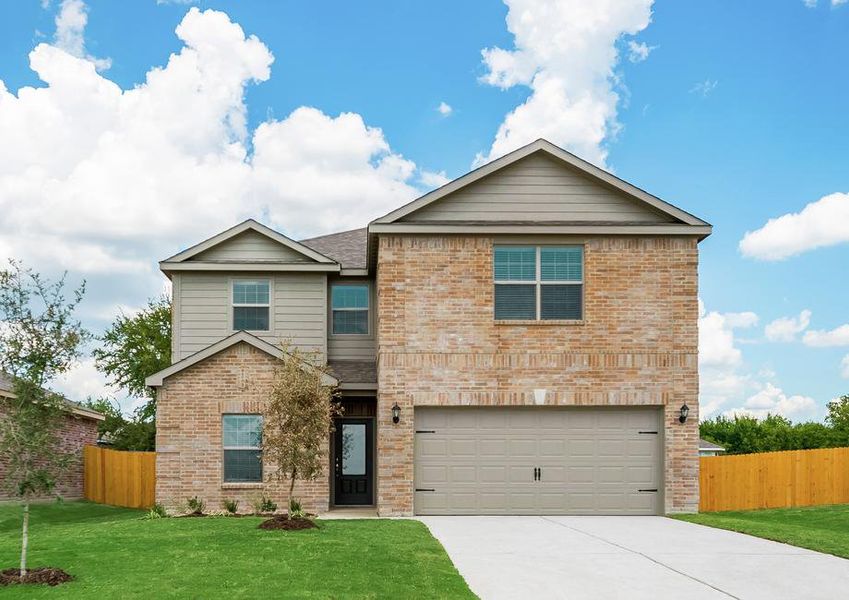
(300, 228), (368, 270)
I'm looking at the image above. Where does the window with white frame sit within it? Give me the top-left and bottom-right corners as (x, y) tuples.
(232, 280), (270, 331)
(331, 284), (369, 335)
(493, 246), (583, 320)
(222, 414), (262, 483)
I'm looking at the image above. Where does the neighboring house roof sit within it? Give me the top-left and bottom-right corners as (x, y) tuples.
(0, 371), (105, 421)
(159, 219), (341, 275)
(300, 228), (368, 271)
(328, 360), (377, 391)
(699, 438), (725, 452)
(369, 138), (712, 239)
(145, 331), (339, 388)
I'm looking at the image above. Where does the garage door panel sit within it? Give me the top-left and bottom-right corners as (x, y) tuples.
(448, 438), (476, 456)
(479, 438), (507, 456)
(598, 439), (626, 456)
(415, 407), (662, 515)
(539, 439), (565, 456)
(418, 438), (448, 457)
(509, 439), (537, 456)
(567, 438), (595, 457)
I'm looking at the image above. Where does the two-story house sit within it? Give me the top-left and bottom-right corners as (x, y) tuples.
(146, 139), (711, 516)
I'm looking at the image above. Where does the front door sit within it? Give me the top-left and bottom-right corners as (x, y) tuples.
(334, 418), (374, 505)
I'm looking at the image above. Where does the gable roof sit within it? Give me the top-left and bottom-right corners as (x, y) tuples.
(160, 219), (340, 274)
(144, 331), (338, 388)
(300, 228), (368, 271)
(0, 371), (105, 421)
(370, 139), (711, 238)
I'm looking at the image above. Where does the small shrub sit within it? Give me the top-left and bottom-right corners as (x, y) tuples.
(252, 494), (277, 514)
(222, 498), (239, 514)
(145, 503), (167, 519)
(186, 496), (206, 515)
(288, 497), (306, 519)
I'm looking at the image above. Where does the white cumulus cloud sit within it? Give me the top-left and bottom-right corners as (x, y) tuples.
(476, 0), (654, 167)
(803, 324), (849, 347)
(1, 5), (429, 404)
(764, 309), (811, 342)
(739, 192), (849, 260)
(841, 355), (849, 378)
(627, 40), (655, 62)
(698, 300), (760, 417)
(53, 0), (111, 71)
(437, 101), (453, 116)
(419, 170), (450, 189)
(723, 383), (818, 420)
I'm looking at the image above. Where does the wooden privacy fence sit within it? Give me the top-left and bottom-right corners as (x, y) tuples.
(700, 446), (849, 512)
(83, 446), (156, 509)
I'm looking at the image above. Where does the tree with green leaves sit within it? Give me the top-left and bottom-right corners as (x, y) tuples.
(0, 260), (88, 578)
(92, 296), (171, 423)
(826, 395), (849, 446)
(83, 397), (156, 451)
(263, 345), (341, 517)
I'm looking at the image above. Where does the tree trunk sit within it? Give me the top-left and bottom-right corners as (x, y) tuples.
(288, 467), (297, 517)
(20, 501), (29, 578)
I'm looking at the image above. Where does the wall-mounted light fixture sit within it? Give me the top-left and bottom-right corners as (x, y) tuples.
(679, 404), (690, 424)
(533, 389), (547, 406)
(391, 402), (401, 424)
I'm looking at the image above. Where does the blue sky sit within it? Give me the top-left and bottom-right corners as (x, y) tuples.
(0, 0), (847, 418)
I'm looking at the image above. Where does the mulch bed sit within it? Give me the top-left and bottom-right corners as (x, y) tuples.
(0, 567), (73, 587)
(258, 515), (317, 531)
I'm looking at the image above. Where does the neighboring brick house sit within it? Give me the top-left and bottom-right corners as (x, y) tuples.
(146, 139), (711, 516)
(0, 373), (104, 501)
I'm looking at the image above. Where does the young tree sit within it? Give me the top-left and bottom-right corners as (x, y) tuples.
(826, 395), (849, 446)
(263, 345), (341, 516)
(0, 260), (88, 577)
(92, 296), (171, 422)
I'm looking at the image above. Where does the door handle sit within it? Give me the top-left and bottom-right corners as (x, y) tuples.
(538, 467), (542, 481)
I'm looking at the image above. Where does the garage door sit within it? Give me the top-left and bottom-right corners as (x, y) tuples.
(414, 407), (662, 515)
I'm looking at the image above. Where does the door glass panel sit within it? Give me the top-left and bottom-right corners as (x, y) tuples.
(342, 423), (366, 476)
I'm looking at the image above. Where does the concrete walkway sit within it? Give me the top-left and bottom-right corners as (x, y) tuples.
(418, 516), (849, 600)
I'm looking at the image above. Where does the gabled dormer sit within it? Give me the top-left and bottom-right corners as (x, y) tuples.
(162, 220), (339, 363)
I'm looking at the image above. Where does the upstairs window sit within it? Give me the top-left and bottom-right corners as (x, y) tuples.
(232, 280), (270, 331)
(222, 414), (262, 483)
(331, 284), (369, 335)
(494, 246), (583, 321)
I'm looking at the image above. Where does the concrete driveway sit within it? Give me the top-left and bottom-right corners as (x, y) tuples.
(418, 516), (849, 600)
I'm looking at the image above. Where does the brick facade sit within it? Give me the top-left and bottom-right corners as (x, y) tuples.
(0, 405), (99, 501)
(376, 234), (700, 515)
(155, 342), (329, 514)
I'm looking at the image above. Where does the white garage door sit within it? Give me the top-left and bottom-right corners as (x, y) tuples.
(414, 407), (663, 515)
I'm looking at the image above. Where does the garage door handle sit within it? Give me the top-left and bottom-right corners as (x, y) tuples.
(638, 488), (658, 493)
(416, 488), (435, 492)
(638, 431), (658, 435)
(415, 430), (436, 434)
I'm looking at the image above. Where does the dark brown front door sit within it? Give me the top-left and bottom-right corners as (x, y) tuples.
(334, 418), (374, 505)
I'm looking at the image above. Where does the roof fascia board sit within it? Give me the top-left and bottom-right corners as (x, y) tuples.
(145, 331), (338, 388)
(1, 390), (105, 421)
(163, 220), (337, 265)
(370, 139), (709, 228)
(160, 262), (341, 273)
(369, 222), (712, 239)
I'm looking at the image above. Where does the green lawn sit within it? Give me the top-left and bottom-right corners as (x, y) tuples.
(672, 504), (849, 559)
(0, 501), (473, 599)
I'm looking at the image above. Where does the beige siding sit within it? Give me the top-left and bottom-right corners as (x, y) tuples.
(402, 153), (675, 223)
(327, 276), (377, 361)
(174, 272), (326, 361)
(191, 230), (313, 262)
